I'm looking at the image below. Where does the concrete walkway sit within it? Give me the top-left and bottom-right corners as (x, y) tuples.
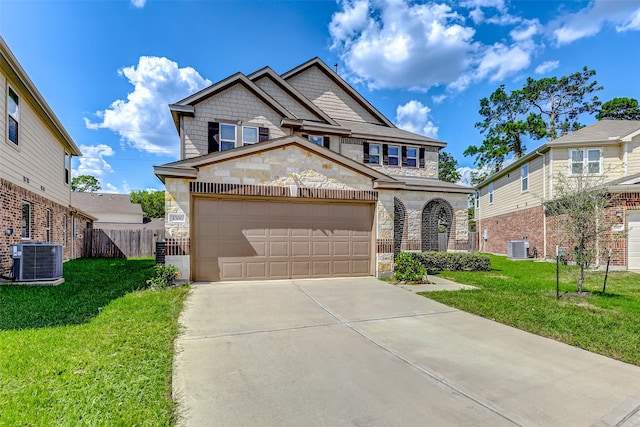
(173, 277), (640, 426)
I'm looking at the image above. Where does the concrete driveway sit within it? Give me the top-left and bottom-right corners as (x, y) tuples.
(173, 278), (640, 426)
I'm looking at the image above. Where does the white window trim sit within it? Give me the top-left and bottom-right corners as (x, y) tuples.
(521, 164), (529, 193)
(406, 146), (418, 168)
(220, 123), (237, 151)
(7, 86), (19, 146)
(369, 143), (381, 165)
(242, 125), (259, 145)
(488, 183), (494, 205)
(569, 148), (603, 176)
(21, 201), (31, 240)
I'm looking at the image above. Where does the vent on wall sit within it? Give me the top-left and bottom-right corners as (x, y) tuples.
(507, 240), (529, 260)
(11, 243), (63, 281)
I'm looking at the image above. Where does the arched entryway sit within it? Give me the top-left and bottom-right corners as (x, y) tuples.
(422, 198), (454, 252)
(393, 197), (407, 258)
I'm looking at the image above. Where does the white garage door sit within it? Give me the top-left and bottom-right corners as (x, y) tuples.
(628, 212), (640, 270)
(193, 198), (374, 281)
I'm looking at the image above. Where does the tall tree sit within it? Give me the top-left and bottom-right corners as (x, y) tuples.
(438, 151), (461, 183)
(465, 67), (602, 172)
(130, 190), (165, 218)
(71, 175), (101, 192)
(596, 97), (640, 120)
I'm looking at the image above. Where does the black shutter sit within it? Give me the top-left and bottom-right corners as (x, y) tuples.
(208, 122), (220, 153)
(382, 144), (389, 165)
(363, 142), (370, 163)
(401, 146), (407, 166)
(419, 147), (425, 168)
(323, 136), (330, 148)
(259, 127), (269, 142)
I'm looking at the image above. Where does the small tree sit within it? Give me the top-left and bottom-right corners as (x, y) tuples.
(72, 174), (101, 192)
(438, 151), (461, 183)
(130, 189), (165, 219)
(544, 173), (617, 293)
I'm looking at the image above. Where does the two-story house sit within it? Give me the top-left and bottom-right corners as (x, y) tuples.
(154, 58), (473, 282)
(475, 120), (640, 269)
(1, 36), (89, 276)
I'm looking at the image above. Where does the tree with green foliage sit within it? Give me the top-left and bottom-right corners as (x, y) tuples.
(465, 67), (603, 172)
(71, 174), (101, 192)
(130, 189), (165, 219)
(596, 97), (640, 120)
(438, 151), (461, 183)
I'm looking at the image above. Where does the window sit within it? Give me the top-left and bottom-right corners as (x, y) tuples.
(369, 143), (381, 164)
(388, 145), (399, 166)
(521, 164), (529, 192)
(406, 147), (418, 167)
(8, 87), (19, 145)
(308, 135), (323, 146)
(570, 148), (602, 175)
(46, 209), (52, 242)
(220, 123), (236, 151)
(242, 126), (258, 146)
(21, 201), (31, 239)
(488, 183), (494, 204)
(475, 191), (480, 208)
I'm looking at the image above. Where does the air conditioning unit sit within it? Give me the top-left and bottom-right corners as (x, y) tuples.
(10, 243), (63, 281)
(507, 240), (529, 260)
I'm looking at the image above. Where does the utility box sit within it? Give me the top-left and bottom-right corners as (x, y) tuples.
(11, 243), (63, 281)
(507, 240), (529, 260)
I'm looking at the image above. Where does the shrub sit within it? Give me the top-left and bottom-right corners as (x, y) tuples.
(394, 252), (426, 282)
(146, 264), (180, 290)
(416, 252), (491, 272)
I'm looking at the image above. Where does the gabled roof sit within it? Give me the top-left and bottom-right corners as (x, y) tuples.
(477, 120), (640, 188)
(71, 192), (143, 216)
(154, 135), (399, 183)
(248, 66), (338, 125)
(0, 37), (81, 156)
(335, 119), (446, 147)
(281, 57), (395, 128)
(169, 72), (294, 131)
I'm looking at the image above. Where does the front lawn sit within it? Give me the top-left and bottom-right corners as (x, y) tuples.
(0, 258), (188, 426)
(422, 255), (640, 365)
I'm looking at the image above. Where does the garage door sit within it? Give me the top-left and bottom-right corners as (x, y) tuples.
(193, 198), (374, 281)
(629, 212), (640, 270)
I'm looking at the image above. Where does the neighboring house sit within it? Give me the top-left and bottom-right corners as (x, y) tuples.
(71, 193), (144, 228)
(475, 120), (640, 269)
(0, 36), (88, 275)
(154, 58), (473, 281)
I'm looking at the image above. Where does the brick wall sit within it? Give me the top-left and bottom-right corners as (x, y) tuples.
(1, 178), (81, 275)
(477, 205), (544, 257)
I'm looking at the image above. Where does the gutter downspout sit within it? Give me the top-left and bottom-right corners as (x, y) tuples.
(536, 150), (547, 258)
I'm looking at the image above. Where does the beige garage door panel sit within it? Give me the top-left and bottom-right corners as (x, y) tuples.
(193, 198), (373, 281)
(629, 212), (640, 269)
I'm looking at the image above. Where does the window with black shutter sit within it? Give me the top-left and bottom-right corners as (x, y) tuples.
(382, 144), (389, 165)
(323, 136), (330, 148)
(363, 142), (370, 163)
(259, 127), (269, 142)
(208, 122), (220, 153)
(401, 146), (407, 166)
(419, 147), (426, 168)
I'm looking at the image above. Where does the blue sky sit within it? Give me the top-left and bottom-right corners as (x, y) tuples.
(1, 0), (639, 192)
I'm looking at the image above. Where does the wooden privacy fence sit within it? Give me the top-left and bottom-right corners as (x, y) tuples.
(83, 228), (165, 259)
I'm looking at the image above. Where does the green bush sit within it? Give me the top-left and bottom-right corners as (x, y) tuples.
(146, 264), (180, 290)
(394, 252), (426, 282)
(416, 252), (491, 272)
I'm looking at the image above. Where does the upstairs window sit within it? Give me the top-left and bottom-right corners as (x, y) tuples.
(308, 135), (323, 145)
(242, 126), (258, 146)
(8, 87), (19, 145)
(64, 152), (71, 184)
(22, 201), (31, 239)
(220, 124), (236, 151)
(521, 164), (529, 192)
(488, 183), (494, 204)
(570, 149), (602, 175)
(475, 191), (480, 208)
(388, 145), (399, 166)
(406, 147), (418, 167)
(368, 143), (381, 164)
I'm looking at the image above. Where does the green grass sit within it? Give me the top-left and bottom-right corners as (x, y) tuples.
(421, 254), (640, 365)
(0, 258), (188, 426)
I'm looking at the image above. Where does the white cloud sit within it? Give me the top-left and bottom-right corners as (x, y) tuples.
(395, 100), (438, 138)
(101, 183), (120, 194)
(474, 41), (532, 83)
(535, 60), (560, 75)
(330, 0), (476, 90)
(552, 0), (640, 45)
(75, 144), (115, 178)
(85, 56), (211, 156)
(431, 94), (447, 104)
(510, 19), (541, 42)
(130, 0), (146, 8)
